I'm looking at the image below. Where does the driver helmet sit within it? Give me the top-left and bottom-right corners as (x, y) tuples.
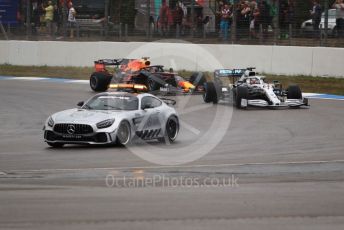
(249, 78), (259, 85)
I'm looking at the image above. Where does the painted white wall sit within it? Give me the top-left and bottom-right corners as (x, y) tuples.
(0, 40), (343, 77)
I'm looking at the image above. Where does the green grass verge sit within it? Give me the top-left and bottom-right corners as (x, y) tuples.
(1, 65), (344, 95)
(0, 64), (93, 79)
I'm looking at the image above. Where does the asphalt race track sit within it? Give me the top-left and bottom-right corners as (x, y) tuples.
(0, 79), (344, 230)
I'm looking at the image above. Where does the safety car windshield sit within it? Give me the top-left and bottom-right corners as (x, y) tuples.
(83, 95), (138, 111)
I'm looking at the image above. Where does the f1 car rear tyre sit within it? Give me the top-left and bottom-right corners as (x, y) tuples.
(203, 82), (218, 104)
(90, 72), (111, 92)
(159, 116), (179, 144)
(235, 86), (248, 109)
(287, 85), (302, 99)
(116, 121), (131, 146)
(47, 142), (64, 148)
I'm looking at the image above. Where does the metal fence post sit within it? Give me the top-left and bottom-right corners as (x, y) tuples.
(7, 23), (11, 35)
(274, 0), (280, 45)
(26, 0), (31, 39)
(176, 23), (180, 38)
(147, 0), (151, 40)
(125, 23), (128, 41)
(104, 0), (109, 37)
(119, 22), (122, 40)
(191, 0), (195, 38)
(203, 24), (206, 39)
(289, 23), (292, 46)
(62, 1), (67, 38)
(324, 0), (329, 46)
(259, 24), (263, 44)
(320, 24), (323, 46)
(231, 0), (237, 44)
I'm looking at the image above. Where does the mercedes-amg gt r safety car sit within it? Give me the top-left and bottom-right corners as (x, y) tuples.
(203, 68), (309, 109)
(43, 92), (179, 148)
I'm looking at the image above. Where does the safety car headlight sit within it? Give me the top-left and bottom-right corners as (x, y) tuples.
(97, 119), (115, 129)
(47, 116), (54, 127)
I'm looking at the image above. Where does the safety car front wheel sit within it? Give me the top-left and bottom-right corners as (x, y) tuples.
(159, 116), (179, 144)
(116, 121), (131, 146)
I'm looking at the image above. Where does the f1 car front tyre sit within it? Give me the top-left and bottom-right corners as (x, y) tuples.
(235, 86), (248, 109)
(287, 85), (302, 99)
(116, 121), (131, 146)
(203, 82), (218, 104)
(90, 72), (111, 92)
(47, 142), (64, 148)
(159, 116), (179, 144)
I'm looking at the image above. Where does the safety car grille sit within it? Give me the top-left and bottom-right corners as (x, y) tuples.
(53, 124), (93, 134)
(45, 131), (108, 143)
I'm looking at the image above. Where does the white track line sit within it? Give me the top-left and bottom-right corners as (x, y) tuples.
(7, 159), (344, 173)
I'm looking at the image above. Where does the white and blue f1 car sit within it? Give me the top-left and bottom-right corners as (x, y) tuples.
(203, 68), (309, 109)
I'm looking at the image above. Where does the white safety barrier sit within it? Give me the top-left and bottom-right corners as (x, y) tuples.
(0, 40), (343, 77)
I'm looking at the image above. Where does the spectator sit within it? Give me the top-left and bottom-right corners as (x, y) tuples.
(269, 0), (277, 29)
(174, 3), (184, 36)
(220, 4), (231, 41)
(249, 0), (258, 35)
(68, 1), (77, 38)
(250, 0), (258, 10)
(333, 0), (344, 37)
(287, 0), (295, 27)
(241, 1), (251, 37)
(279, 0), (288, 33)
(44, 1), (54, 37)
(159, 0), (171, 36)
(216, 1), (225, 32)
(32, 3), (44, 35)
(52, 4), (60, 37)
(310, 0), (322, 37)
(251, 3), (260, 38)
(258, 1), (270, 38)
(236, 1), (245, 36)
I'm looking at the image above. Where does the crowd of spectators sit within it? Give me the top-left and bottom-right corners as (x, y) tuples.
(8, 0), (344, 41)
(156, 0), (211, 37)
(31, 0), (76, 39)
(215, 0), (344, 40)
(216, 0), (286, 40)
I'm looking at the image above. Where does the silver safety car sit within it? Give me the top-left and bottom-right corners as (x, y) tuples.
(43, 92), (179, 147)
